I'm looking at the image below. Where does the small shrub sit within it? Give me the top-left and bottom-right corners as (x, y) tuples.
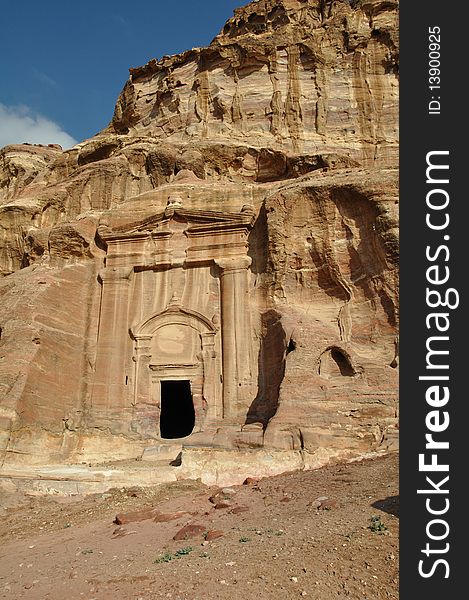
(174, 547), (193, 557)
(154, 551), (174, 564)
(369, 515), (388, 533)
(154, 547), (194, 564)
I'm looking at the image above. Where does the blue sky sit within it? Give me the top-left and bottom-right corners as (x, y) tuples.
(0, 0), (242, 148)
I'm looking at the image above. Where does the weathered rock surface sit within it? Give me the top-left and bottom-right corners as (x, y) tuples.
(0, 0), (398, 476)
(173, 523), (207, 541)
(108, 0), (398, 165)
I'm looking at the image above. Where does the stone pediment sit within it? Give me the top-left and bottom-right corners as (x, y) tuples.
(96, 199), (255, 272)
(97, 199), (256, 243)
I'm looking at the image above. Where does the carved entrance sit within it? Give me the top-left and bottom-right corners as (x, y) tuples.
(91, 200), (256, 439)
(160, 380), (195, 439)
(131, 304), (219, 436)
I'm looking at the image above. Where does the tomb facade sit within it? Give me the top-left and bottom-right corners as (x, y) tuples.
(91, 201), (257, 441)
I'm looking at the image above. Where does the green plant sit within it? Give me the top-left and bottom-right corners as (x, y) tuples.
(274, 530), (285, 536)
(154, 551), (174, 564)
(154, 547), (194, 564)
(369, 515), (388, 533)
(239, 536), (251, 543)
(174, 546), (193, 557)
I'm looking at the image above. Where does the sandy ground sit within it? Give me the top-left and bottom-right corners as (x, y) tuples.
(0, 453), (398, 599)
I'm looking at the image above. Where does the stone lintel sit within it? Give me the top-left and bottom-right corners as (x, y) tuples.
(149, 363), (198, 371)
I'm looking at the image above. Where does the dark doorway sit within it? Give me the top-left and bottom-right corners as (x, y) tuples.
(160, 380), (195, 439)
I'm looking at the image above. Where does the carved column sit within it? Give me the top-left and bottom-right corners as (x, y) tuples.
(216, 256), (252, 420)
(92, 266), (133, 416)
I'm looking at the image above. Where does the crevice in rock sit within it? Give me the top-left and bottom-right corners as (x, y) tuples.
(246, 309), (286, 426)
(248, 203), (268, 276)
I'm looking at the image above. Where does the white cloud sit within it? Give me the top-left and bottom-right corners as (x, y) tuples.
(0, 104), (77, 150)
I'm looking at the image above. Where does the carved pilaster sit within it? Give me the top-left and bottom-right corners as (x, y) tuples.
(92, 266), (134, 411)
(215, 256), (253, 420)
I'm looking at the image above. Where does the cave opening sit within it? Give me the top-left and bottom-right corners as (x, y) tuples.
(331, 349), (355, 377)
(319, 347), (357, 379)
(160, 380), (195, 439)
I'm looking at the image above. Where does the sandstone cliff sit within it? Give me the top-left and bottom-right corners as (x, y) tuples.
(0, 0), (398, 472)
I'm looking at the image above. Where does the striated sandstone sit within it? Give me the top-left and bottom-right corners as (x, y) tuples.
(109, 0), (398, 165)
(0, 0), (398, 486)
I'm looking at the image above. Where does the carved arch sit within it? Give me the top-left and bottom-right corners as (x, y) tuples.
(131, 305), (217, 340)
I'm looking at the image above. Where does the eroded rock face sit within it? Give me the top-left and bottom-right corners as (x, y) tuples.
(0, 0), (398, 468)
(109, 0), (398, 166)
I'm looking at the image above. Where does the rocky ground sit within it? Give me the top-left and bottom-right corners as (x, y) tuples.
(0, 453), (398, 599)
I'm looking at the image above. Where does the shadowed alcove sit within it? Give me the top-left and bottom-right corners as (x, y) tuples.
(246, 309), (286, 425)
(319, 346), (356, 379)
(160, 380), (195, 439)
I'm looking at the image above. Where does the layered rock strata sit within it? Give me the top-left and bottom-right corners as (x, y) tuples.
(0, 0), (398, 472)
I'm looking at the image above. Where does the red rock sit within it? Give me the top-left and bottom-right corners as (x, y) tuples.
(319, 499), (338, 510)
(230, 506), (249, 514)
(153, 511), (188, 523)
(173, 524), (206, 541)
(243, 477), (258, 485)
(205, 530), (224, 541)
(209, 488), (237, 505)
(114, 507), (159, 525)
(215, 500), (232, 510)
